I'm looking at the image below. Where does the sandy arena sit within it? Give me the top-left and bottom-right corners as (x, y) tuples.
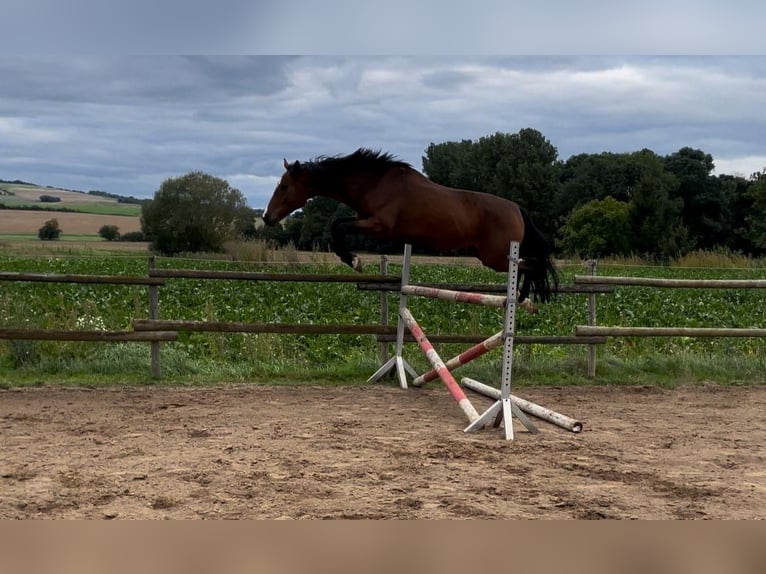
(1, 383), (764, 519)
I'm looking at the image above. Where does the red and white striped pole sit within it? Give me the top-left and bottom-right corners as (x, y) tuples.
(400, 307), (480, 425)
(411, 330), (504, 386)
(400, 285), (506, 308)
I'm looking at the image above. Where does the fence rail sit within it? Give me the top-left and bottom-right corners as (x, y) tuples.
(0, 329), (177, 342)
(1, 256), (613, 378)
(148, 268), (398, 284)
(574, 275), (766, 289)
(0, 272), (164, 286)
(576, 326), (766, 338)
(134, 319), (393, 336)
(573, 274), (766, 372)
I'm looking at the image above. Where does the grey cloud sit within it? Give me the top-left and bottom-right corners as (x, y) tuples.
(2, 55), (766, 208)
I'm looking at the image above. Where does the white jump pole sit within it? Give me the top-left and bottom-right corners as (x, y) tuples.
(462, 377), (583, 433)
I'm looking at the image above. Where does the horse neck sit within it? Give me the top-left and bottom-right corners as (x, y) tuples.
(311, 171), (373, 210)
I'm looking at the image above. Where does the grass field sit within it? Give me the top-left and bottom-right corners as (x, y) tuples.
(0, 181), (141, 244)
(1, 246), (765, 387)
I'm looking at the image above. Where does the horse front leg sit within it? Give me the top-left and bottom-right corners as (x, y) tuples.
(330, 216), (387, 272)
(330, 217), (362, 270)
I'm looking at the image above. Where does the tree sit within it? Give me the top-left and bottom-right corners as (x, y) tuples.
(422, 139), (481, 191)
(746, 170), (766, 250)
(298, 196), (344, 251)
(38, 218), (61, 240)
(664, 147), (730, 250)
(423, 129), (561, 235)
(556, 152), (639, 219)
(716, 174), (754, 253)
(628, 150), (689, 260)
(98, 224), (120, 241)
(141, 172), (249, 255)
(558, 197), (632, 258)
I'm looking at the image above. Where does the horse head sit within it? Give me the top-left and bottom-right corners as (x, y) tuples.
(263, 159), (312, 226)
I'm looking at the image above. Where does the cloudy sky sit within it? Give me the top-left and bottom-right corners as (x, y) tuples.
(2, 55), (765, 209)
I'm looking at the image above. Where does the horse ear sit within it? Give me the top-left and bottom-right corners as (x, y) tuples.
(283, 159), (301, 174)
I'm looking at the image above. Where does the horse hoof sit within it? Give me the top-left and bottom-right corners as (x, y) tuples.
(519, 298), (538, 314)
(352, 256), (363, 272)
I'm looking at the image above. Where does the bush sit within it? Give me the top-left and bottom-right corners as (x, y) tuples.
(98, 224), (120, 241)
(141, 171), (250, 255)
(120, 231), (146, 242)
(39, 195), (61, 203)
(38, 218), (61, 240)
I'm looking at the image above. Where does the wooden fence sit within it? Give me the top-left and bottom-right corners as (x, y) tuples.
(1, 257), (610, 378)
(573, 274), (766, 374)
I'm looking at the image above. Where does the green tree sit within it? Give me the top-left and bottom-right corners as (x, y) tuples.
(37, 218), (61, 240)
(664, 147), (730, 250)
(141, 172), (249, 255)
(298, 196), (346, 250)
(423, 129), (561, 235)
(556, 152), (639, 218)
(98, 224), (120, 241)
(717, 173), (755, 253)
(558, 197), (632, 258)
(628, 150), (688, 260)
(421, 139), (481, 191)
(746, 171), (766, 250)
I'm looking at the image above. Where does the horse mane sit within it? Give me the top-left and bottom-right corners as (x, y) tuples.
(305, 148), (411, 181)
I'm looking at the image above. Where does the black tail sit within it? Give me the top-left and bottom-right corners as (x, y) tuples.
(519, 208), (559, 303)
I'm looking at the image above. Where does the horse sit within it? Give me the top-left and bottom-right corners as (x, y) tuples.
(263, 148), (558, 308)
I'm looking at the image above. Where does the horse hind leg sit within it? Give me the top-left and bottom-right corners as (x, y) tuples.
(478, 244), (537, 313)
(516, 273), (538, 314)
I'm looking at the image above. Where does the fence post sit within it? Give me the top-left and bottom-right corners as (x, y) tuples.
(586, 259), (598, 377)
(148, 256), (161, 378)
(379, 255), (390, 365)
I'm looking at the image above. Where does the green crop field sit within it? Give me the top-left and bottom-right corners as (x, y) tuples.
(1, 250), (766, 387)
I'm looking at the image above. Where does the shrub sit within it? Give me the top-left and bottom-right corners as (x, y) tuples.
(39, 195), (61, 203)
(141, 171), (249, 255)
(38, 218), (61, 240)
(98, 224), (120, 241)
(120, 231), (146, 242)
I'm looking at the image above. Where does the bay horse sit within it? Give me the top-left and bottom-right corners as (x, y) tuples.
(263, 148), (558, 307)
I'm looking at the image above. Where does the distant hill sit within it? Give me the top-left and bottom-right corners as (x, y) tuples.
(0, 178), (37, 186)
(0, 182), (143, 217)
(0, 179), (147, 205)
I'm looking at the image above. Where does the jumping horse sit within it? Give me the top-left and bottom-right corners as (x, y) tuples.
(263, 148), (558, 308)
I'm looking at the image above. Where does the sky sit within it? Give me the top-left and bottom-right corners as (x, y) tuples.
(2, 4), (766, 210)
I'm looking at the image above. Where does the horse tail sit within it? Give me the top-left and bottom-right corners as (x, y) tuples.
(519, 207), (559, 303)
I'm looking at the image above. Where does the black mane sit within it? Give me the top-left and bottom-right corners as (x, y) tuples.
(306, 148), (411, 178)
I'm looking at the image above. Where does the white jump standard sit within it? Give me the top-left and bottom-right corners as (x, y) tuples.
(369, 241), (578, 440)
